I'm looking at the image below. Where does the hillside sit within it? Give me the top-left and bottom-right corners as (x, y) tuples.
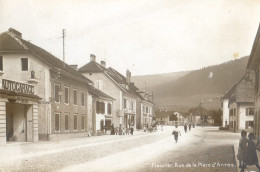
(132, 71), (190, 91)
(132, 56), (249, 112)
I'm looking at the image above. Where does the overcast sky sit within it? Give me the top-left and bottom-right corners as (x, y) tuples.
(1, 0), (260, 76)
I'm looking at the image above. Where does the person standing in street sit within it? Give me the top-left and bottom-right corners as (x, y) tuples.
(184, 124), (187, 133)
(244, 133), (260, 171)
(237, 130), (248, 170)
(130, 127), (134, 135)
(188, 123), (191, 131)
(172, 125), (181, 143)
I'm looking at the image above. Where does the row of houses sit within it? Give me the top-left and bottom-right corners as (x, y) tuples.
(154, 104), (215, 126)
(221, 24), (260, 139)
(0, 28), (154, 144)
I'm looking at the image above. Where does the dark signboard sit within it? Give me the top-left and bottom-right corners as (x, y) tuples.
(2, 79), (34, 94)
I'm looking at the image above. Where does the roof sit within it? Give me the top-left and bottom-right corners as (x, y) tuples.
(247, 23), (260, 70)
(189, 104), (208, 116)
(79, 61), (143, 99)
(222, 72), (255, 103)
(0, 29), (93, 84)
(88, 86), (115, 101)
(154, 111), (175, 118)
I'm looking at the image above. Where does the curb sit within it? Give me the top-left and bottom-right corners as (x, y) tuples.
(233, 145), (239, 172)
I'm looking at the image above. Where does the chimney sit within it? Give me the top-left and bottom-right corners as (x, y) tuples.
(126, 70), (131, 84)
(9, 28), (22, 38)
(100, 60), (106, 67)
(70, 65), (78, 70)
(90, 54), (96, 62)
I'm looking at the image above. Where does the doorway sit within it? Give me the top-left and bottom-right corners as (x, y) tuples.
(6, 103), (33, 142)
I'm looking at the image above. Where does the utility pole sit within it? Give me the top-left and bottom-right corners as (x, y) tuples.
(62, 29), (66, 68)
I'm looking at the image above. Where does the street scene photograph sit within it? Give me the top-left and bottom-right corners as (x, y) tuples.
(1, 0), (260, 172)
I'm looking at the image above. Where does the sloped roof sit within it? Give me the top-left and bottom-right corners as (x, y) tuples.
(154, 111), (175, 118)
(79, 60), (143, 99)
(0, 29), (92, 84)
(88, 86), (115, 101)
(189, 104), (208, 116)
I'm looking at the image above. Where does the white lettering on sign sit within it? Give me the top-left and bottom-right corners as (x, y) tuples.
(2, 79), (34, 94)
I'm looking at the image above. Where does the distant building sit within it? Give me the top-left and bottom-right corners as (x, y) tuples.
(221, 72), (255, 132)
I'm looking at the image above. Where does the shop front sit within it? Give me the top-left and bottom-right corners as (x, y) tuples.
(0, 79), (41, 144)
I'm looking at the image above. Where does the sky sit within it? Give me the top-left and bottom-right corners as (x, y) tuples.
(1, 0), (260, 76)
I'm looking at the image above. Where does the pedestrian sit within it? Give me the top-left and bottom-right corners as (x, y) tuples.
(130, 127), (134, 135)
(172, 125), (181, 143)
(122, 127), (126, 135)
(126, 127), (130, 135)
(244, 133), (260, 171)
(115, 127), (118, 135)
(188, 123), (191, 131)
(237, 130), (248, 169)
(184, 124), (187, 133)
(119, 124), (122, 135)
(111, 124), (115, 135)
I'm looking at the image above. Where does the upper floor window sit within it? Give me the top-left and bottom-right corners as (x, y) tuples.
(73, 89), (77, 105)
(108, 103), (112, 114)
(124, 99), (127, 109)
(96, 101), (105, 114)
(0, 56), (3, 71)
(64, 86), (69, 105)
(81, 91), (85, 106)
(21, 58), (28, 71)
(246, 108), (254, 116)
(54, 84), (61, 103)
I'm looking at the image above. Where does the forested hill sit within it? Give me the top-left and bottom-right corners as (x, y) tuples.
(132, 56), (249, 111)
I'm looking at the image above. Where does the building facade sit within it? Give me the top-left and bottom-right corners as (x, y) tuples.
(0, 28), (95, 144)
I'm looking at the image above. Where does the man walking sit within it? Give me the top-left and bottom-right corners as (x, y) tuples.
(184, 124), (187, 133)
(172, 125), (181, 143)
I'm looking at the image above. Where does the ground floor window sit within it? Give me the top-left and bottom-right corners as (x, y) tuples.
(130, 115), (134, 126)
(245, 121), (254, 129)
(105, 119), (111, 126)
(65, 113), (69, 131)
(74, 114), (78, 131)
(55, 113), (60, 132)
(81, 115), (85, 130)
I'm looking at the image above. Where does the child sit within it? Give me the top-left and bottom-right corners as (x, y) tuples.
(237, 130), (248, 169)
(245, 133), (260, 171)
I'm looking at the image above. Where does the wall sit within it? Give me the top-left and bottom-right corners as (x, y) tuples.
(238, 105), (254, 130)
(1, 53), (51, 139)
(50, 74), (89, 140)
(81, 72), (121, 127)
(222, 98), (229, 127)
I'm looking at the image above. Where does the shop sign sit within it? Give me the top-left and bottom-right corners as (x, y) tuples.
(2, 79), (34, 95)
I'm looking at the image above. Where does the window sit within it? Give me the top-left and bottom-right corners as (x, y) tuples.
(81, 115), (85, 130)
(54, 84), (60, 103)
(73, 89), (77, 105)
(124, 99), (127, 109)
(143, 106), (145, 113)
(96, 101), (100, 114)
(74, 114), (78, 130)
(65, 113), (69, 131)
(64, 86), (69, 105)
(81, 91), (85, 106)
(55, 113), (60, 132)
(246, 108), (254, 116)
(108, 103), (112, 114)
(146, 107), (148, 114)
(102, 102), (105, 114)
(0, 56), (3, 71)
(21, 58), (28, 71)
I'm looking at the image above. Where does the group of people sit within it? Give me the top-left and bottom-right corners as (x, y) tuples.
(172, 123), (195, 143)
(237, 130), (260, 172)
(110, 124), (134, 135)
(184, 123), (192, 133)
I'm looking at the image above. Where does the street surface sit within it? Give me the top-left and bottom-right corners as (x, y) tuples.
(0, 126), (240, 172)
